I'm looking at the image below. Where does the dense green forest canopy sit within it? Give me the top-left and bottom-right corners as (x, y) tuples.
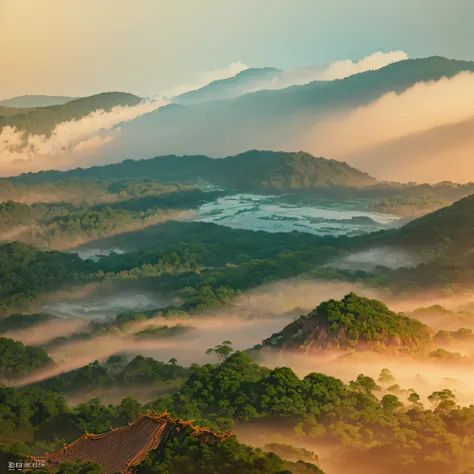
(0, 337), (53, 380)
(0, 185), (221, 250)
(0, 373), (323, 474)
(0, 220), (354, 313)
(2, 350), (474, 473)
(141, 352), (474, 473)
(0, 202), (187, 250)
(3, 184), (474, 316)
(0, 313), (57, 333)
(135, 430), (323, 474)
(0, 242), (92, 313)
(32, 355), (190, 394)
(4, 189), (474, 316)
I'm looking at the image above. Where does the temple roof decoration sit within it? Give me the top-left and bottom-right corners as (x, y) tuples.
(31, 411), (233, 474)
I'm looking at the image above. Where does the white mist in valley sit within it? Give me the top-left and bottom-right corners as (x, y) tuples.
(12, 280), (369, 386)
(327, 247), (421, 271)
(11, 278), (474, 412)
(2, 318), (88, 346)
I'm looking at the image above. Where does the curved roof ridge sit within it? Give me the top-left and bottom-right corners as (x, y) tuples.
(31, 410), (234, 473)
(83, 413), (151, 440)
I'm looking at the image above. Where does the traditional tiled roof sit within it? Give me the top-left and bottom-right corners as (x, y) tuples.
(32, 411), (232, 474)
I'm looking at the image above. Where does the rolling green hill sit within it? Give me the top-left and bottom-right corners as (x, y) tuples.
(9, 150), (377, 190)
(392, 193), (474, 249)
(376, 210), (474, 292)
(374, 193), (474, 258)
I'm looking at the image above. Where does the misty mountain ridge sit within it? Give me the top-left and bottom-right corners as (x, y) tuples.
(0, 94), (76, 108)
(0, 91), (142, 136)
(92, 56), (474, 177)
(173, 67), (282, 105)
(174, 56), (474, 108)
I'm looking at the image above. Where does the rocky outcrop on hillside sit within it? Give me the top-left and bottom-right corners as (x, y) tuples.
(256, 293), (433, 355)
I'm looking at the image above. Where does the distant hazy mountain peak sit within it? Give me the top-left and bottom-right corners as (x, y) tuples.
(0, 95), (76, 108)
(173, 67), (282, 105)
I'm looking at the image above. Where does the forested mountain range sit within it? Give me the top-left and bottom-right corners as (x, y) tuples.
(10, 151), (377, 190)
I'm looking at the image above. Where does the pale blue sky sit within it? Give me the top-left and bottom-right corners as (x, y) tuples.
(1, 0), (473, 99)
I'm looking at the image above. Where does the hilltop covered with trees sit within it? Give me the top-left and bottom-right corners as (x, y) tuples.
(10, 151), (378, 192)
(257, 293), (434, 354)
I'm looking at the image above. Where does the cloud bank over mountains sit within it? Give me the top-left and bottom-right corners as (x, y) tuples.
(0, 51), (408, 176)
(311, 71), (474, 182)
(4, 50), (474, 183)
(0, 98), (168, 175)
(248, 50), (409, 92)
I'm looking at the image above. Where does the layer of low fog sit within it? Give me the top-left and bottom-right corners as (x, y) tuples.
(2, 317), (88, 346)
(13, 278), (474, 389)
(41, 286), (172, 321)
(327, 247), (421, 272)
(13, 280), (372, 386)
